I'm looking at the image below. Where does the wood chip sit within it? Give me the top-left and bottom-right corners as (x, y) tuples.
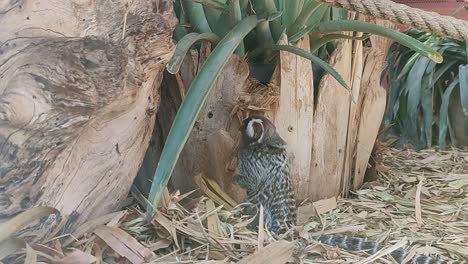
(313, 197), (337, 215)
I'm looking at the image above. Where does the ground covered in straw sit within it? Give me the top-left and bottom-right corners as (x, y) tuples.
(18, 147), (468, 263)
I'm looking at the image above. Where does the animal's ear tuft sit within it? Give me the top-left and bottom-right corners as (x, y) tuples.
(246, 118), (264, 142)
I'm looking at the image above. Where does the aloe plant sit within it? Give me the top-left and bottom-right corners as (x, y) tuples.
(382, 28), (468, 150)
(146, 0), (441, 218)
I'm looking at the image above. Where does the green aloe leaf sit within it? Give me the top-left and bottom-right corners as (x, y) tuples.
(310, 33), (369, 53)
(288, 5), (328, 42)
(182, 0), (213, 33)
(420, 70), (434, 147)
(288, 1), (321, 36)
(459, 64), (468, 134)
(194, 0), (229, 11)
(146, 16), (260, 219)
(431, 60), (457, 87)
(263, 44), (351, 97)
(202, 0), (227, 34)
(312, 20), (442, 63)
(406, 57), (430, 115)
(167, 32), (220, 74)
(397, 52), (421, 80)
(230, 0), (245, 55)
(439, 78), (460, 149)
(253, 0), (283, 42)
(282, 0), (304, 29)
(331, 6), (347, 20)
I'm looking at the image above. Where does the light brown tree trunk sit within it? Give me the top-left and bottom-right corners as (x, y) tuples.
(0, 0), (175, 241)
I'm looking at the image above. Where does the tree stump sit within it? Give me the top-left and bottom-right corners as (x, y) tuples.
(0, 0), (176, 241)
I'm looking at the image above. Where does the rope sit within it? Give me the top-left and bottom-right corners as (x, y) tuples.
(316, 0), (468, 41)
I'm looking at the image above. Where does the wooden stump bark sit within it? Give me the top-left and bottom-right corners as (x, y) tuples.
(136, 45), (250, 203)
(0, 0), (176, 241)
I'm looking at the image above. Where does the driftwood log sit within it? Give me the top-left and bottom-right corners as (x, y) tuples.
(0, 0), (175, 241)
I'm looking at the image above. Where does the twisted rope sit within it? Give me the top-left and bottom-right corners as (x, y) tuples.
(317, 0), (468, 41)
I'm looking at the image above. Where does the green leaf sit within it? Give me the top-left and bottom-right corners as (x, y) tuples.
(230, 0), (245, 55)
(439, 78), (460, 149)
(331, 6), (347, 20)
(288, 1), (322, 36)
(396, 52), (420, 80)
(174, 1), (190, 41)
(420, 69), (434, 147)
(431, 60), (457, 87)
(167, 32), (220, 74)
(312, 20), (443, 63)
(262, 44), (352, 98)
(194, 0), (229, 11)
(257, 0), (283, 41)
(182, 0), (213, 33)
(202, 0), (227, 34)
(310, 33), (369, 53)
(407, 57), (431, 117)
(288, 5), (328, 42)
(459, 64), (468, 134)
(282, 0), (304, 29)
(146, 16), (260, 220)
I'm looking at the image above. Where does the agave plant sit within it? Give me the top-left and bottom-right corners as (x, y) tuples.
(146, 0), (442, 218)
(382, 27), (468, 150)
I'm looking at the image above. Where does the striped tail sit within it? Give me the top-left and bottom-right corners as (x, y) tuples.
(311, 234), (468, 264)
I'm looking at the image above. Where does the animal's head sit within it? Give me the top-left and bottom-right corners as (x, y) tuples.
(240, 115), (286, 148)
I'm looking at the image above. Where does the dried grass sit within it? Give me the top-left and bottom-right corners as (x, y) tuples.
(7, 147), (468, 263)
(231, 79), (280, 124)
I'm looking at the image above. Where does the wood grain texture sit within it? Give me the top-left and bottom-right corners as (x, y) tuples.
(342, 31), (364, 197)
(352, 16), (396, 190)
(270, 35), (315, 202)
(309, 39), (353, 201)
(0, 0), (176, 241)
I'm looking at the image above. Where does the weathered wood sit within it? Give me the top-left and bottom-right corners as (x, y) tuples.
(309, 39), (354, 201)
(270, 35), (315, 202)
(146, 51), (249, 202)
(352, 17), (396, 190)
(342, 31), (364, 197)
(0, 0), (176, 241)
